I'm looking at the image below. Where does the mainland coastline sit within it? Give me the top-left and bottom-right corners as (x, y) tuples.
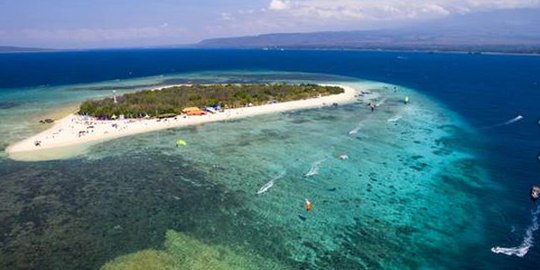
(6, 83), (358, 160)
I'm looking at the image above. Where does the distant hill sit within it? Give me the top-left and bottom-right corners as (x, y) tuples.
(196, 8), (540, 53)
(0, 46), (52, 52)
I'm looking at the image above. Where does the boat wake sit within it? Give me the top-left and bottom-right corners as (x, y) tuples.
(257, 171), (286, 195)
(491, 205), (540, 257)
(305, 158), (327, 177)
(503, 115), (524, 125)
(483, 115), (524, 129)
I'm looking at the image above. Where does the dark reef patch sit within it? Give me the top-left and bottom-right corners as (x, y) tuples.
(0, 101), (22, 109)
(0, 153), (297, 270)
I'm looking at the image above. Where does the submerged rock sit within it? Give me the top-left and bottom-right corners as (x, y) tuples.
(0, 102), (21, 109)
(39, 118), (54, 124)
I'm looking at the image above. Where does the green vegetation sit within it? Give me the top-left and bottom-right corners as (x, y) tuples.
(79, 83), (344, 118)
(100, 230), (284, 270)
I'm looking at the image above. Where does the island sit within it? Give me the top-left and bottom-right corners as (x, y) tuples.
(79, 83), (345, 118)
(6, 83), (358, 159)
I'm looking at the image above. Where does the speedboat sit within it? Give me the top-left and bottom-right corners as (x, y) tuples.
(530, 186), (540, 201)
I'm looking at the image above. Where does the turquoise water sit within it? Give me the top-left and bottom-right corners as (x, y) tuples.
(0, 71), (497, 269)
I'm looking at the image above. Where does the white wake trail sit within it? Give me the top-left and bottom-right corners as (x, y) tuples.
(305, 158), (327, 177)
(257, 171), (286, 195)
(491, 205), (540, 257)
(480, 115), (524, 130)
(503, 115), (524, 125)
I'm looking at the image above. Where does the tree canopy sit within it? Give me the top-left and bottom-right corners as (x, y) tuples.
(78, 83), (343, 118)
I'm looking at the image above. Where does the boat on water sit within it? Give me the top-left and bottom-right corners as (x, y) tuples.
(530, 186), (540, 201)
(257, 180), (274, 194)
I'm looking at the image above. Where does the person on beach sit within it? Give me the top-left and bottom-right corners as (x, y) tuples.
(369, 102), (375, 112)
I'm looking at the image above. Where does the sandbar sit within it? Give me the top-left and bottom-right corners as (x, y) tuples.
(6, 84), (358, 159)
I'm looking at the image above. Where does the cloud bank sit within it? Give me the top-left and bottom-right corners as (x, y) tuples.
(2, 0), (540, 48)
(265, 0), (540, 21)
(2, 25), (187, 48)
(211, 0), (540, 37)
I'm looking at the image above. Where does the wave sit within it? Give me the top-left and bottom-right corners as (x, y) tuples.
(305, 158), (327, 177)
(387, 115), (402, 122)
(349, 127), (361, 135)
(349, 123), (363, 135)
(491, 205), (540, 257)
(375, 98), (387, 107)
(257, 171), (286, 195)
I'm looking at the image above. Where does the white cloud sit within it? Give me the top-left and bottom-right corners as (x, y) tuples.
(269, 0), (291, 10)
(265, 0), (540, 21)
(16, 25), (187, 46)
(208, 0), (540, 40)
(221, 12), (234, 21)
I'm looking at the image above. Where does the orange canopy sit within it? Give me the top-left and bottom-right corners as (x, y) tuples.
(182, 107), (201, 113)
(186, 110), (206, 116)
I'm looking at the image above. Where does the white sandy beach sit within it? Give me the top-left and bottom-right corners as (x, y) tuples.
(6, 85), (359, 157)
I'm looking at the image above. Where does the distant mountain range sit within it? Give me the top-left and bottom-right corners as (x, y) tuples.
(196, 8), (540, 53)
(0, 46), (52, 52)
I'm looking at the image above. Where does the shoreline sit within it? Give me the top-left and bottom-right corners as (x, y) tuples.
(6, 84), (358, 159)
(5, 48), (539, 57)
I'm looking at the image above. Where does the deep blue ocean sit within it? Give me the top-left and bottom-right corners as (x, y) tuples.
(0, 49), (539, 269)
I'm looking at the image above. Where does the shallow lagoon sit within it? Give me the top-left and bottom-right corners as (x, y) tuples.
(0, 71), (500, 269)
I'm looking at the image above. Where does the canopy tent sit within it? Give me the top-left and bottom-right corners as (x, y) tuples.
(182, 107), (201, 113)
(186, 110), (207, 116)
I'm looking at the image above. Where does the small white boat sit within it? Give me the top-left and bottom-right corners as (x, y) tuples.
(257, 180), (274, 194)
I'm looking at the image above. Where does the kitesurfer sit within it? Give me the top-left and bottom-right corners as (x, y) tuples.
(305, 198), (312, 212)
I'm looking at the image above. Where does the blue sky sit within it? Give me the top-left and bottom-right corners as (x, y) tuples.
(1, 0), (539, 48)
